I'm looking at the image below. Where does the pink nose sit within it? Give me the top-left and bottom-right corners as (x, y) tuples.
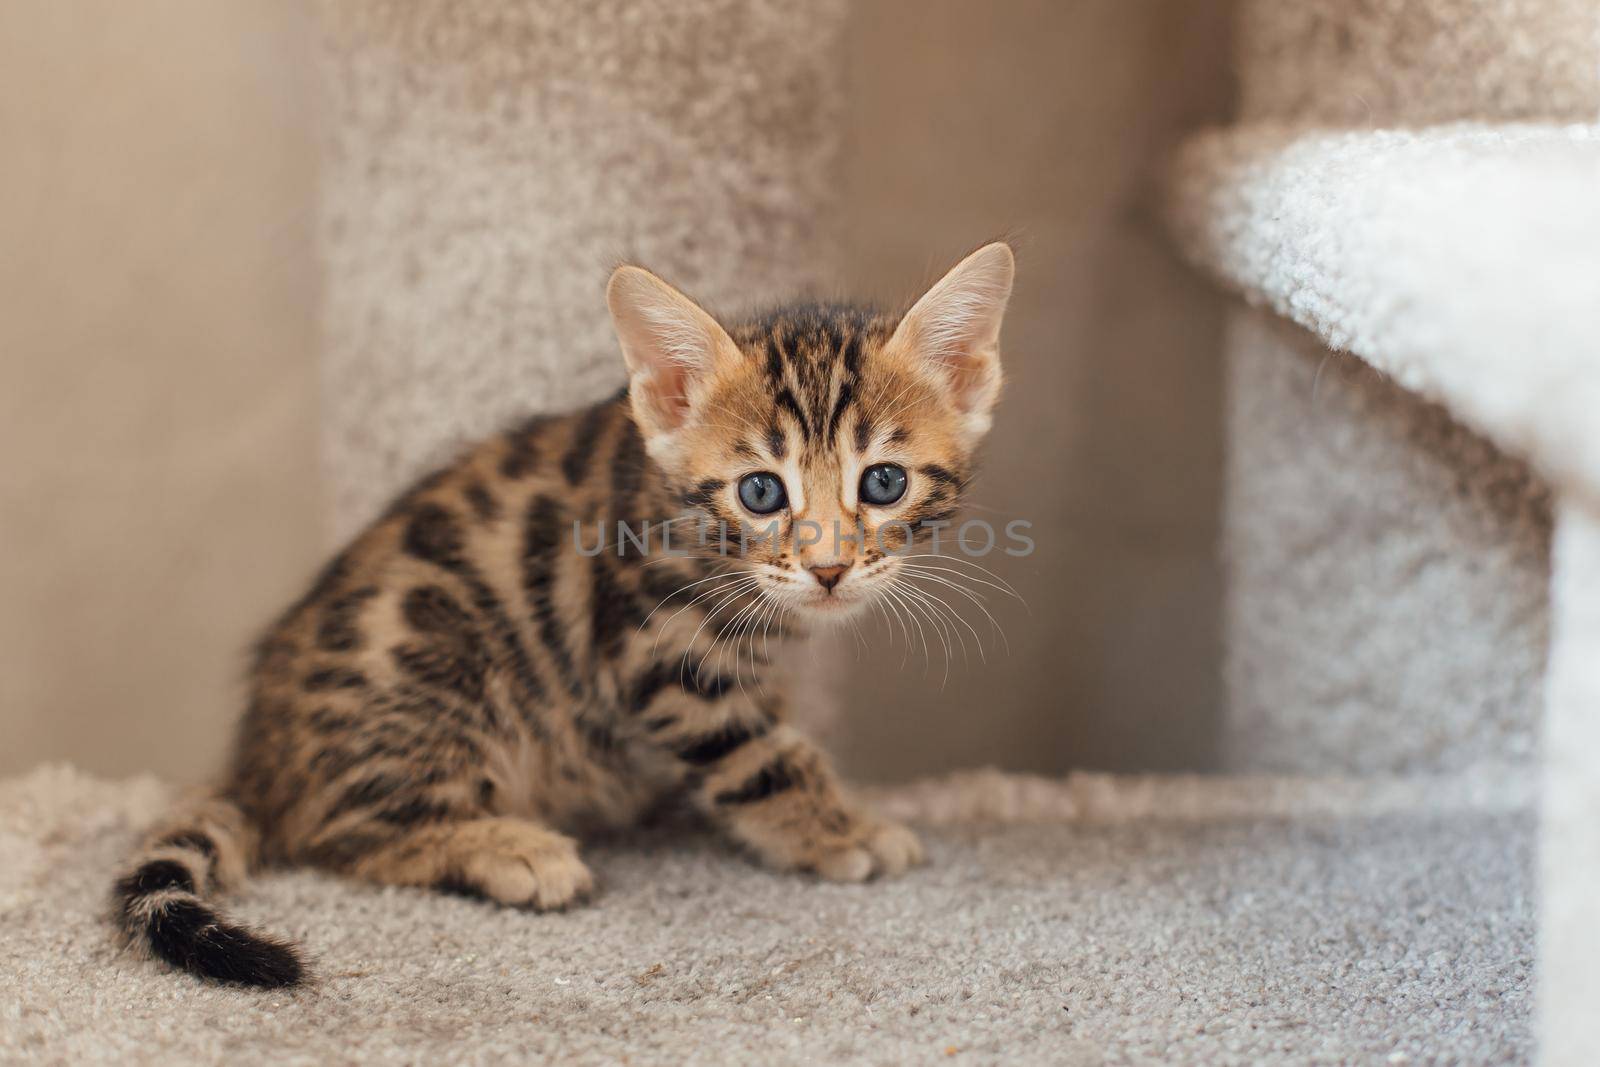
(808, 564), (850, 592)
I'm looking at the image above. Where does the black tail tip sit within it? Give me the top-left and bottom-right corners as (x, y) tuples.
(147, 899), (305, 988)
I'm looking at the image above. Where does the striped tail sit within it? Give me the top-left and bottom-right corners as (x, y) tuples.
(111, 793), (303, 988)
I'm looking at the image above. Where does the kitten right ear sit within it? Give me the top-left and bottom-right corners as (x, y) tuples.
(606, 266), (739, 438)
(886, 242), (1014, 445)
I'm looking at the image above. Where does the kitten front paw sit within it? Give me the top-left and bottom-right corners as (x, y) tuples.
(812, 818), (925, 883)
(456, 830), (595, 911)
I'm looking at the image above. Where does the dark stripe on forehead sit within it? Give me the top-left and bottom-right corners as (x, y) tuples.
(820, 317), (844, 353)
(853, 412), (876, 454)
(764, 335), (787, 381)
(826, 378), (855, 446)
(729, 305), (900, 452)
(839, 329), (861, 375)
(775, 387), (810, 438)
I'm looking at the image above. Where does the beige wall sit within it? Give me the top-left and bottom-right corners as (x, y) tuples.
(0, 1), (323, 780)
(829, 1), (1234, 778)
(1, 1), (1232, 783)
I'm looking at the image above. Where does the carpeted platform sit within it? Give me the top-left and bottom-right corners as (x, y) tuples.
(1, 766), (1533, 1065)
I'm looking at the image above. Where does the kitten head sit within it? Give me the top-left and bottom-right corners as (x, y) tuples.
(607, 243), (1014, 619)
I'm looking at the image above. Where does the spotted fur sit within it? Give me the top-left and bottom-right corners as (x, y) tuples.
(111, 244), (1014, 986)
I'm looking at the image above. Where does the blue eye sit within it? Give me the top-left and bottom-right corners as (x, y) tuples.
(860, 463), (908, 506)
(737, 472), (788, 514)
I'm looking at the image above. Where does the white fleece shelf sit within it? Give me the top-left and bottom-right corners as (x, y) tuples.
(1171, 122), (1600, 502)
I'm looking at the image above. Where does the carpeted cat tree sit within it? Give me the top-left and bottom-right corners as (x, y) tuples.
(316, 0), (850, 537)
(1170, 0), (1600, 1063)
(2, 2), (1595, 1063)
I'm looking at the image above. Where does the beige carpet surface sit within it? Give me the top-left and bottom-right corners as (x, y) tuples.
(1, 766), (1533, 1065)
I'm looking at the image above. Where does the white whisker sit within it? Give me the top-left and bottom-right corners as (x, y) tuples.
(895, 578), (975, 670)
(900, 569), (1009, 657)
(896, 559), (1025, 607)
(884, 579), (946, 685)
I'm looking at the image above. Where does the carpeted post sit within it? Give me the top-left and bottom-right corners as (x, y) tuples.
(1196, 2), (1600, 1060)
(316, 1), (849, 538)
(1221, 308), (1550, 774)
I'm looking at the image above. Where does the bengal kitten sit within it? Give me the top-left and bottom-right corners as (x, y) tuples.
(112, 243), (1015, 987)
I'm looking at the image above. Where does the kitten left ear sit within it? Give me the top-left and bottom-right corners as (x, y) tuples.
(606, 265), (741, 442)
(886, 242), (1015, 443)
